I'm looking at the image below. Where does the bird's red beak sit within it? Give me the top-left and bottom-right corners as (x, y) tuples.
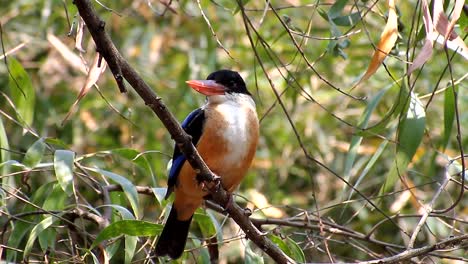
(186, 80), (226, 95)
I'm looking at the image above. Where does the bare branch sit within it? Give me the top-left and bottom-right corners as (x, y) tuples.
(73, 0), (292, 262)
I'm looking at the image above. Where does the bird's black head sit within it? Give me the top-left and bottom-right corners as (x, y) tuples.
(206, 70), (251, 95)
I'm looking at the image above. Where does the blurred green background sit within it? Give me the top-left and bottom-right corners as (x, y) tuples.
(1, 0), (467, 263)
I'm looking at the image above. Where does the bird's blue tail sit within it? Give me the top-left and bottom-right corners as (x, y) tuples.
(154, 206), (192, 259)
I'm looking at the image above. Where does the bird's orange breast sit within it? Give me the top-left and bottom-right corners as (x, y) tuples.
(173, 102), (259, 220)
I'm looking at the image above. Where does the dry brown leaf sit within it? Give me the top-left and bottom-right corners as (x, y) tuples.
(62, 53), (107, 125)
(47, 33), (87, 74)
(408, 0), (434, 75)
(409, 0), (467, 75)
(354, 0), (398, 88)
(447, 0), (464, 37)
(433, 0), (457, 40)
(432, 0), (467, 59)
(75, 17), (86, 53)
(0, 42), (26, 60)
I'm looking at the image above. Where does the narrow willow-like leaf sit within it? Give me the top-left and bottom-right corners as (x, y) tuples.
(442, 85), (457, 150)
(344, 88), (389, 181)
(124, 235), (137, 264)
(24, 216), (59, 257)
(54, 150), (75, 195)
(381, 92), (426, 194)
(194, 211), (216, 237)
(23, 138), (46, 169)
(92, 220), (162, 248)
(0, 117), (12, 192)
(287, 237), (306, 263)
(91, 168), (140, 219)
(8, 58), (35, 126)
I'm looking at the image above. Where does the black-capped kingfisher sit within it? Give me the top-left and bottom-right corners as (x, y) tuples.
(154, 70), (259, 259)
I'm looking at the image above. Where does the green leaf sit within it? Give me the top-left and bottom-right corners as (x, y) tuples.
(6, 221), (33, 262)
(54, 150), (75, 195)
(42, 183), (68, 211)
(344, 88), (389, 180)
(24, 215), (59, 257)
(442, 86), (457, 150)
(125, 235), (137, 264)
(286, 237), (305, 263)
(233, 0), (250, 14)
(328, 0), (348, 19)
(194, 211), (216, 237)
(0, 116), (12, 190)
(92, 220), (162, 248)
(269, 235), (291, 257)
(348, 139), (389, 200)
(357, 81), (409, 137)
(97, 204), (135, 220)
(45, 137), (69, 149)
(23, 138), (46, 169)
(91, 168), (140, 219)
(332, 12), (361, 26)
(381, 92), (426, 194)
(38, 227), (56, 252)
(245, 240), (264, 264)
(8, 58), (35, 126)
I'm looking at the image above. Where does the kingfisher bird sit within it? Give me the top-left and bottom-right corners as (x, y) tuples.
(154, 70), (259, 259)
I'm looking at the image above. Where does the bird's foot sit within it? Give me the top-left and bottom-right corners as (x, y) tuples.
(198, 174), (221, 192)
(243, 207), (252, 217)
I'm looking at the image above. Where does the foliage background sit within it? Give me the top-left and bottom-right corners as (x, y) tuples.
(0, 0), (467, 263)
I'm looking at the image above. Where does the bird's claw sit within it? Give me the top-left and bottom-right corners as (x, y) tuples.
(243, 207), (252, 217)
(197, 174), (221, 192)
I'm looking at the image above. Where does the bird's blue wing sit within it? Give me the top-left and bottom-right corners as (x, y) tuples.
(165, 108), (205, 199)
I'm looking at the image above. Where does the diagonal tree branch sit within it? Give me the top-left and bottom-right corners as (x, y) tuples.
(73, 0), (293, 263)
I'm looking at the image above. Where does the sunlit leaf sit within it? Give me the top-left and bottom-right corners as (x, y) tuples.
(54, 150), (75, 195)
(92, 220), (162, 248)
(8, 58), (35, 127)
(47, 33), (87, 74)
(23, 138), (46, 169)
(152, 187), (167, 205)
